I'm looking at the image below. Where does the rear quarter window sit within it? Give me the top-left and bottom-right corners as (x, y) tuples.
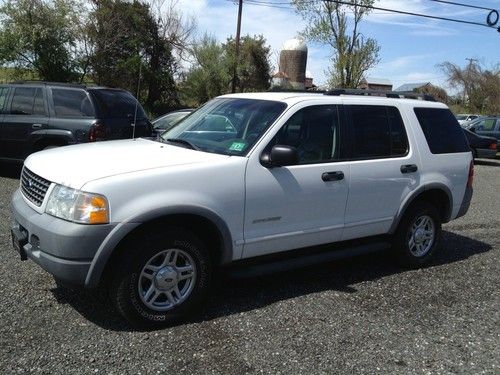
(414, 107), (469, 154)
(52, 88), (95, 118)
(89, 90), (146, 119)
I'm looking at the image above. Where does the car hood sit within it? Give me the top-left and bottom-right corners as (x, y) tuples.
(24, 138), (230, 189)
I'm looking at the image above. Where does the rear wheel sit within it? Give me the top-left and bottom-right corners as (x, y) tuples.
(392, 201), (441, 268)
(109, 228), (212, 328)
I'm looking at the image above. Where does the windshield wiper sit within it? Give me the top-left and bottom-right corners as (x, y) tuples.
(165, 138), (200, 150)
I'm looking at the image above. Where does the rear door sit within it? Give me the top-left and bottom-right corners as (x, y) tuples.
(0, 86), (49, 160)
(342, 102), (419, 241)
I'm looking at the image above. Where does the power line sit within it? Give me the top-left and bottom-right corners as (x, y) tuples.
(322, 0), (498, 30)
(227, 0), (499, 32)
(428, 0), (496, 12)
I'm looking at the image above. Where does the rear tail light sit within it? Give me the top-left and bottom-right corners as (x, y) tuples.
(89, 122), (106, 142)
(489, 143), (497, 150)
(467, 160), (474, 188)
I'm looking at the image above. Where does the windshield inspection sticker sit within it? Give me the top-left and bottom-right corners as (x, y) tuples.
(228, 142), (246, 152)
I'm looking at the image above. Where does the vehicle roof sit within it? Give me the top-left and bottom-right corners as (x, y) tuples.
(1, 81), (128, 92)
(219, 92), (448, 108)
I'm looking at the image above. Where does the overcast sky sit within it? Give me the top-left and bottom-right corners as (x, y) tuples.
(175, 0), (500, 91)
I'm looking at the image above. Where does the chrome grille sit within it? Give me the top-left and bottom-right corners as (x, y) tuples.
(20, 168), (51, 207)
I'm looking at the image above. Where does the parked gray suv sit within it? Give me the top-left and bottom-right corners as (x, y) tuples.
(0, 81), (153, 161)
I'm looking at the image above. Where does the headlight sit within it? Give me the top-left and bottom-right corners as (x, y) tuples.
(45, 185), (109, 224)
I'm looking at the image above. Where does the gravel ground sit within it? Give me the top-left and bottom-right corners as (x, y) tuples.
(0, 159), (498, 374)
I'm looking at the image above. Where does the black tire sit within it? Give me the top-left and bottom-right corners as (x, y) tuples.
(109, 228), (212, 328)
(392, 201), (441, 268)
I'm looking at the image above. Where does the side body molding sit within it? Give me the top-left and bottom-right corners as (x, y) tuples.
(85, 205), (234, 288)
(388, 183), (453, 234)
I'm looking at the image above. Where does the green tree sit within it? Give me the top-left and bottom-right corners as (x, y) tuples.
(87, 0), (177, 113)
(181, 34), (231, 105)
(293, 0), (380, 88)
(0, 0), (82, 82)
(224, 35), (272, 92)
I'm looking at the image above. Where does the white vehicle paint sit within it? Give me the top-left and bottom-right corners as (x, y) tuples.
(12, 93), (472, 326)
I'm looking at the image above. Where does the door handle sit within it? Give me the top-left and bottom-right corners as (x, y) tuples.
(32, 123), (43, 129)
(401, 164), (418, 173)
(322, 171), (344, 182)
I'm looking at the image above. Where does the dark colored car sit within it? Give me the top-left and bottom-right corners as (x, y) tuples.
(465, 116), (500, 150)
(152, 109), (194, 133)
(462, 128), (498, 159)
(0, 81), (152, 161)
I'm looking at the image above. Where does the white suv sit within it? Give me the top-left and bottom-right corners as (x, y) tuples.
(11, 90), (473, 327)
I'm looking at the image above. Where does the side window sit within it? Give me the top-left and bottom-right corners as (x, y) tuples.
(349, 105), (408, 159)
(482, 119), (495, 131)
(414, 107), (469, 154)
(269, 105), (340, 164)
(388, 107), (409, 156)
(350, 106), (390, 158)
(475, 120), (485, 130)
(33, 88), (47, 116)
(52, 88), (95, 118)
(0, 87), (8, 114)
(11, 87), (37, 115)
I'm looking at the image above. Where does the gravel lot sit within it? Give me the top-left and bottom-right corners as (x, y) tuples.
(0, 159), (498, 374)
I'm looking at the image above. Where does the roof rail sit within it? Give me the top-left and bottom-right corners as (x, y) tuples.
(267, 88), (326, 94)
(324, 88), (436, 102)
(10, 80), (87, 88)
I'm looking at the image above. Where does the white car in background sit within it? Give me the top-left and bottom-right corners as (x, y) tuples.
(456, 113), (480, 126)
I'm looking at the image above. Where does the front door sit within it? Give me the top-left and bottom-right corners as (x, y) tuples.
(1, 87), (48, 160)
(243, 104), (350, 258)
(0, 87), (8, 156)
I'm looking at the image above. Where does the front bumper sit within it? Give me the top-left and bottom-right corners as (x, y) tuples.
(11, 189), (115, 286)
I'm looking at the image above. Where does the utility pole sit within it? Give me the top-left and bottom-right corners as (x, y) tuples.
(464, 58), (477, 107)
(231, 0), (243, 93)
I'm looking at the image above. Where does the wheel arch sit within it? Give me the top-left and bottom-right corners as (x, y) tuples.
(84, 206), (233, 288)
(389, 184), (453, 234)
(30, 130), (75, 152)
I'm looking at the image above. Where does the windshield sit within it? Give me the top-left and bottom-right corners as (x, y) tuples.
(160, 98), (287, 156)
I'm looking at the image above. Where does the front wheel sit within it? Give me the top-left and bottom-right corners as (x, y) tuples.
(109, 228), (212, 328)
(392, 201), (441, 268)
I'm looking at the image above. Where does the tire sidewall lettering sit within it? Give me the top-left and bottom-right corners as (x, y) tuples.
(129, 272), (166, 322)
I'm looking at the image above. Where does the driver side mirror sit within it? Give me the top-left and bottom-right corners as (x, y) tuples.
(469, 126), (476, 133)
(260, 145), (299, 168)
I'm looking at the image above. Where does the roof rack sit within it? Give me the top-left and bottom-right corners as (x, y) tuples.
(324, 88), (436, 102)
(10, 80), (87, 88)
(267, 88), (326, 94)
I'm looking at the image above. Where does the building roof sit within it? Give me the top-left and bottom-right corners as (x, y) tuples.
(361, 77), (392, 86)
(395, 82), (431, 91)
(272, 71), (289, 79)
